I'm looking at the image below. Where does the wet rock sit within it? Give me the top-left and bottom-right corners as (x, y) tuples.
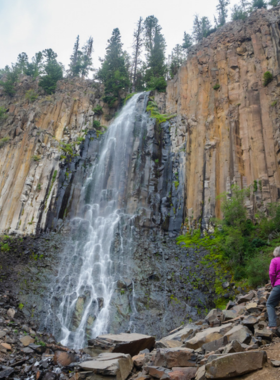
(20, 335), (35, 346)
(224, 325), (251, 344)
(185, 324), (232, 350)
(80, 353), (133, 380)
(154, 347), (197, 368)
(88, 333), (155, 357)
(53, 350), (78, 366)
(205, 351), (267, 378)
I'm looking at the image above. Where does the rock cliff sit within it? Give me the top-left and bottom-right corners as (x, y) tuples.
(167, 7), (280, 229)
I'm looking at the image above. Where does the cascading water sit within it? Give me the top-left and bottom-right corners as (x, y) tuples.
(45, 93), (148, 349)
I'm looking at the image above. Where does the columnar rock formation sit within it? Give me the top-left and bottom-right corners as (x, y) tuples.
(167, 7), (280, 228)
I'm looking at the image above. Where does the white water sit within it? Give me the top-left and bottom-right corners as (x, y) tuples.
(46, 93), (146, 348)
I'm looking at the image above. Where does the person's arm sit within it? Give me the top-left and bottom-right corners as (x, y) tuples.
(269, 259), (276, 287)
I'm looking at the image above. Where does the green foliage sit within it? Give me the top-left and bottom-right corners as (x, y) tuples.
(269, 0), (280, 6)
(0, 137), (10, 148)
(0, 66), (19, 96)
(263, 71), (273, 86)
(177, 185), (280, 293)
(25, 89), (38, 103)
(68, 35), (93, 77)
(174, 180), (179, 189)
(146, 100), (175, 124)
(18, 303), (24, 310)
(252, 0), (267, 8)
(0, 242), (10, 252)
(39, 49), (63, 94)
(36, 184), (42, 192)
(213, 83), (220, 90)
(93, 120), (101, 129)
(169, 44), (186, 79)
(231, 4), (248, 20)
(216, 0), (230, 26)
(31, 155), (41, 161)
(253, 180), (258, 192)
(97, 28), (130, 106)
(147, 76), (167, 92)
(0, 106), (8, 121)
(271, 100), (277, 106)
(93, 104), (103, 115)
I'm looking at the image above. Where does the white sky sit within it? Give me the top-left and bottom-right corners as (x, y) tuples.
(0, 0), (240, 76)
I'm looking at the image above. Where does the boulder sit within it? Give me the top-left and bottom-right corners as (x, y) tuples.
(205, 309), (223, 324)
(231, 305), (246, 316)
(242, 316), (258, 326)
(154, 347), (197, 368)
(245, 303), (259, 313)
(224, 325), (251, 344)
(144, 365), (171, 379)
(223, 340), (244, 354)
(156, 340), (183, 349)
(222, 310), (237, 321)
(195, 365), (206, 380)
(205, 351), (266, 378)
(88, 333), (155, 357)
(254, 328), (273, 340)
(185, 324), (232, 350)
(202, 337), (228, 353)
(80, 353), (133, 380)
(168, 367), (197, 380)
(53, 350), (78, 366)
(237, 292), (255, 304)
(20, 335), (35, 346)
(162, 325), (200, 342)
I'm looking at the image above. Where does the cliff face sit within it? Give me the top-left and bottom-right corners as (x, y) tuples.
(167, 7), (280, 229)
(0, 78), (111, 234)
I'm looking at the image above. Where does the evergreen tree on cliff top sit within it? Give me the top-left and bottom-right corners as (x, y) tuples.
(68, 36), (94, 77)
(39, 49), (63, 94)
(143, 16), (167, 92)
(97, 28), (130, 107)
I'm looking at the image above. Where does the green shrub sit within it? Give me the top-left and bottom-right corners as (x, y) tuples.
(0, 106), (8, 121)
(271, 100), (277, 106)
(36, 184), (42, 191)
(32, 155), (41, 161)
(263, 71), (273, 86)
(0, 137), (10, 148)
(93, 120), (101, 129)
(93, 104), (103, 115)
(147, 76), (167, 92)
(0, 68), (18, 96)
(146, 100), (175, 124)
(25, 89), (38, 103)
(213, 83), (220, 90)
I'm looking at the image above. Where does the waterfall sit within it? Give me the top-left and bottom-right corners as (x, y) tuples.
(45, 93), (148, 349)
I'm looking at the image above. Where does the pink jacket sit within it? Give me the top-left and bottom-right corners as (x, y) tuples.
(269, 257), (280, 287)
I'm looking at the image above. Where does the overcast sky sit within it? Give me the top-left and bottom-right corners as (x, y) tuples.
(0, 0), (240, 75)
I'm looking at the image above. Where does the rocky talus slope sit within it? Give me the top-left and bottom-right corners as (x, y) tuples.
(0, 284), (280, 379)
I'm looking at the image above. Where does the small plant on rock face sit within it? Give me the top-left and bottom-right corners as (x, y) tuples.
(271, 100), (277, 107)
(25, 89), (38, 103)
(93, 120), (101, 129)
(263, 71), (273, 86)
(213, 83), (220, 90)
(32, 155), (41, 161)
(36, 183), (42, 191)
(0, 106), (8, 121)
(93, 104), (103, 115)
(0, 137), (10, 148)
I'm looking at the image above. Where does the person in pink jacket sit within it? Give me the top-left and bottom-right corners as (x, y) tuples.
(267, 247), (280, 332)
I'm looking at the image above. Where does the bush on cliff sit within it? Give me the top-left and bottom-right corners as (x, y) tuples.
(263, 71), (273, 87)
(0, 67), (19, 97)
(177, 185), (280, 289)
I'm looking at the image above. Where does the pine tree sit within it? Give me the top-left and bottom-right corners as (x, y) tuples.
(39, 49), (63, 94)
(252, 0), (267, 8)
(97, 28), (130, 106)
(68, 36), (93, 77)
(16, 53), (28, 74)
(216, 0), (230, 26)
(143, 16), (166, 90)
(25, 52), (43, 78)
(182, 32), (193, 53)
(132, 17), (144, 92)
(193, 15), (213, 42)
(169, 45), (185, 78)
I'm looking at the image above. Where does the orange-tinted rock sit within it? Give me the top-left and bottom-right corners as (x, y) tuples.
(53, 350), (77, 366)
(169, 367), (197, 380)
